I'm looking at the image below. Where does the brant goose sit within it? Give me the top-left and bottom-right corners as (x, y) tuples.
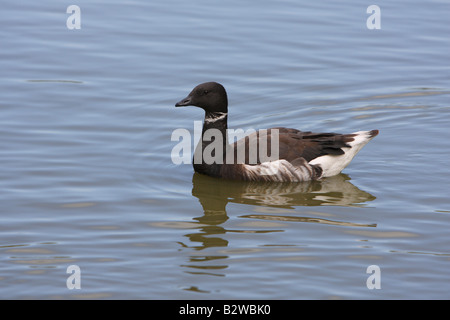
(175, 82), (378, 182)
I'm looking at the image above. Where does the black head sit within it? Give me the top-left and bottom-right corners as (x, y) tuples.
(175, 82), (228, 113)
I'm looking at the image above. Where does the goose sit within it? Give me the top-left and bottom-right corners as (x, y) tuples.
(175, 82), (378, 182)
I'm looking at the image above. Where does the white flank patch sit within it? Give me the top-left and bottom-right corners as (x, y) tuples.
(243, 159), (314, 182)
(308, 130), (376, 178)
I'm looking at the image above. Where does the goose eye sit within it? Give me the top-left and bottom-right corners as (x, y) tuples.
(196, 89), (209, 96)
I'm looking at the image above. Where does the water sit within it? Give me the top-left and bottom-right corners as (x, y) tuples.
(1, 0), (449, 299)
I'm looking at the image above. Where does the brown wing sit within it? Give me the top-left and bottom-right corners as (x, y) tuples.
(229, 127), (356, 165)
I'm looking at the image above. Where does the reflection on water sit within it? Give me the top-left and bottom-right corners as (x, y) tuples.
(178, 173), (377, 276)
(192, 172), (376, 211)
(241, 214), (376, 228)
(360, 90), (450, 101)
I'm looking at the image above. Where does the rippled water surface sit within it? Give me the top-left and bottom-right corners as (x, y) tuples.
(1, 0), (450, 299)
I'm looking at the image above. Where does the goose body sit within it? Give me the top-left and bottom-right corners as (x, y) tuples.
(175, 82), (378, 182)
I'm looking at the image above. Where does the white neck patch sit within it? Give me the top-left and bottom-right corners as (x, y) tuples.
(205, 112), (227, 124)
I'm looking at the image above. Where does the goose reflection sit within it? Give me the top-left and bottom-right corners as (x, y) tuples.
(178, 173), (376, 277)
(187, 173), (377, 246)
(192, 172), (376, 211)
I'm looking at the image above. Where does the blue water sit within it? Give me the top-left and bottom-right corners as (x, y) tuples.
(1, 0), (450, 299)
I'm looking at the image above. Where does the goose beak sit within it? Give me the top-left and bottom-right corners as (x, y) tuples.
(175, 96), (192, 107)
